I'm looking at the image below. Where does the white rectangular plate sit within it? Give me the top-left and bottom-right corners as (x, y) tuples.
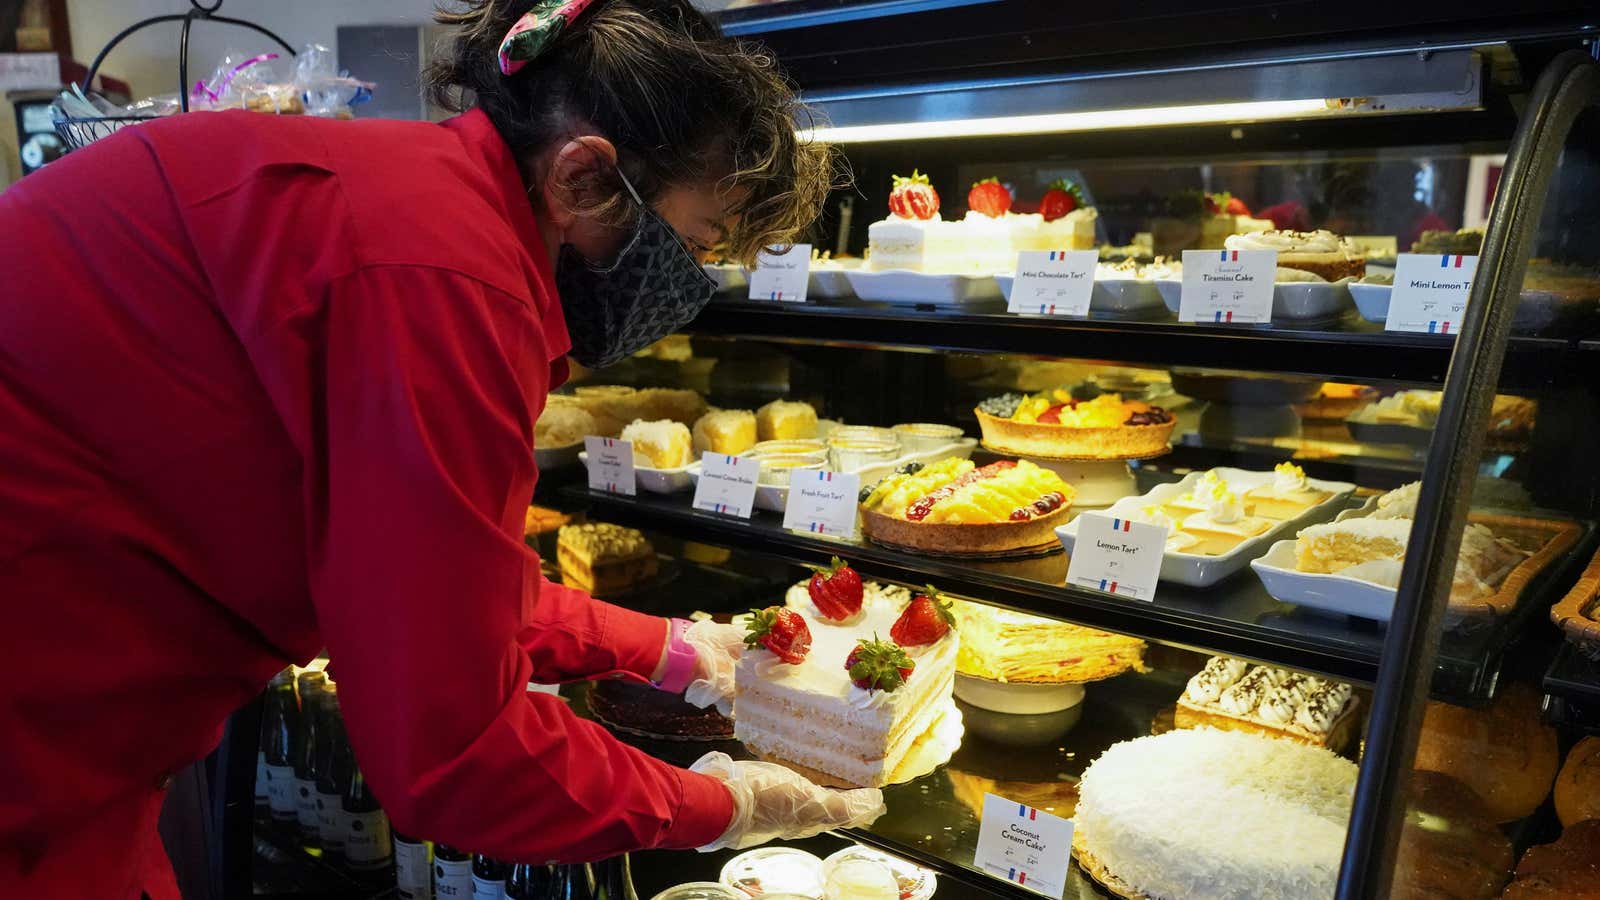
(688, 438), (978, 512)
(1055, 467), (1356, 588)
(1157, 279), (1354, 322)
(579, 451), (693, 494)
(1250, 537), (1400, 621)
(845, 269), (1003, 305)
(996, 275), (1168, 315)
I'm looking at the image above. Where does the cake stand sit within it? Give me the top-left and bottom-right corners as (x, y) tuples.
(984, 444), (1170, 508)
(953, 672), (1087, 715)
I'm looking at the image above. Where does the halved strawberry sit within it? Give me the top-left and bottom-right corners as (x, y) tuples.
(807, 556), (864, 622)
(844, 637), (915, 692)
(888, 170), (940, 221)
(1036, 404), (1066, 425)
(890, 587), (956, 647)
(967, 177), (1012, 218)
(1038, 179), (1084, 222)
(744, 606), (811, 664)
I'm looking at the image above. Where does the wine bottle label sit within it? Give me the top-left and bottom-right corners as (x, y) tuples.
(315, 791), (343, 851)
(254, 752), (268, 801)
(264, 764), (297, 818)
(294, 778), (319, 832)
(433, 857), (474, 898)
(342, 808), (393, 868)
(394, 839), (433, 899)
(470, 874), (505, 900)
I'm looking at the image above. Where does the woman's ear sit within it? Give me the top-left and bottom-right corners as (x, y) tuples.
(541, 135), (621, 230)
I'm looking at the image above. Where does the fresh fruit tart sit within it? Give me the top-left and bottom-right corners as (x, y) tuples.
(975, 390), (1175, 459)
(859, 459), (1075, 556)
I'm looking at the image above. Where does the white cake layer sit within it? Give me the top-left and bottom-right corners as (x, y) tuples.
(734, 581), (958, 785)
(736, 690), (949, 787)
(1077, 728), (1356, 900)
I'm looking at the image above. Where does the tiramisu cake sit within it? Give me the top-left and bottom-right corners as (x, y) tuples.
(1074, 729), (1358, 900)
(734, 564), (960, 788)
(1175, 656), (1360, 752)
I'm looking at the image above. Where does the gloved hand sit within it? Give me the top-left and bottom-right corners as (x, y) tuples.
(681, 620), (745, 717)
(689, 751), (887, 851)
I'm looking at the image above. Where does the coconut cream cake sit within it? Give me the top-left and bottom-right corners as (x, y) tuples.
(1075, 728), (1357, 900)
(734, 580), (959, 788)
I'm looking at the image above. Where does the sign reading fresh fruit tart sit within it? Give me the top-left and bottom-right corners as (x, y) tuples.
(975, 391), (1175, 459)
(859, 459), (1076, 556)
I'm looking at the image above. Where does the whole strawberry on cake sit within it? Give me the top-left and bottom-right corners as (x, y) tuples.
(975, 389), (1176, 459)
(733, 570), (961, 788)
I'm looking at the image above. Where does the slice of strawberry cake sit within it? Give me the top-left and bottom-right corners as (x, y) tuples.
(734, 560), (961, 788)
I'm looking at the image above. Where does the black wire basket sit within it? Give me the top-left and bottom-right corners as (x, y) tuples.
(52, 0), (294, 151)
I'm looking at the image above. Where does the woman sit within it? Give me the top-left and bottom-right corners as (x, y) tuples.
(0, 1), (881, 897)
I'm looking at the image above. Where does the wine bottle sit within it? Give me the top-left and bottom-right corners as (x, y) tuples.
(505, 863), (552, 899)
(262, 669), (299, 825)
(394, 831), (433, 899)
(591, 855), (638, 900)
(293, 670), (327, 846)
(433, 843), (474, 898)
(546, 863), (597, 900)
(472, 854), (510, 899)
(338, 738), (392, 877)
(313, 686), (346, 862)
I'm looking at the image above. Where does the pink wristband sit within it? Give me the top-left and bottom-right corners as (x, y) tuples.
(652, 618), (698, 694)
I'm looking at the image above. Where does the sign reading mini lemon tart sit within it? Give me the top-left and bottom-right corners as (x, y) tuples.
(858, 459), (1076, 557)
(1386, 252), (1479, 334)
(974, 391), (1175, 459)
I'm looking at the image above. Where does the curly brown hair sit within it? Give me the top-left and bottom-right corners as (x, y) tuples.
(427, 0), (836, 265)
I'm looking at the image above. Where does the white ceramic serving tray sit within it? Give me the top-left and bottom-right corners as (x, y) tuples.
(534, 440), (584, 471)
(1349, 281), (1392, 322)
(703, 263), (747, 294)
(1055, 467), (1356, 588)
(809, 261), (861, 299)
(995, 274), (1168, 316)
(578, 452), (694, 494)
(1250, 497), (1409, 620)
(687, 438), (978, 512)
(844, 268), (1003, 306)
(1156, 279), (1355, 322)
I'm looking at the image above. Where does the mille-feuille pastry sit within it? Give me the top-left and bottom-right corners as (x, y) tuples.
(556, 523), (658, 597)
(954, 600), (1145, 684)
(1174, 656), (1360, 751)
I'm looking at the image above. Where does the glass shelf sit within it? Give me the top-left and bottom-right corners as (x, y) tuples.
(556, 478), (1593, 704)
(684, 299), (1589, 390)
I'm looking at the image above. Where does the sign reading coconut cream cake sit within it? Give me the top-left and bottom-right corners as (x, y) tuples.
(734, 560), (961, 788)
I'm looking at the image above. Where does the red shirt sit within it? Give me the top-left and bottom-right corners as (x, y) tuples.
(0, 109), (733, 899)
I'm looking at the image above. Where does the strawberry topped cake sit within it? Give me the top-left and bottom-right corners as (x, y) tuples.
(734, 565), (961, 788)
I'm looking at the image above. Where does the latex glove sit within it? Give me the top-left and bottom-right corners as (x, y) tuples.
(682, 620), (745, 717)
(689, 751), (887, 851)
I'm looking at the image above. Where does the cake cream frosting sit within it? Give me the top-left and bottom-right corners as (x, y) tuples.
(1178, 656), (1358, 746)
(1075, 728), (1357, 900)
(1225, 229), (1360, 255)
(734, 581), (958, 787)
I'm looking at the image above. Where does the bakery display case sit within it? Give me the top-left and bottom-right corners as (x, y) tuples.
(198, 4), (1600, 900)
(527, 5), (1600, 899)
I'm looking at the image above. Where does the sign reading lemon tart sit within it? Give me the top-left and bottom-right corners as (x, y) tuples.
(975, 391), (1176, 459)
(859, 459), (1075, 555)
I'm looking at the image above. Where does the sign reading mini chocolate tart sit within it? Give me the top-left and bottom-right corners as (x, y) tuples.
(859, 458), (1075, 556)
(975, 391), (1175, 459)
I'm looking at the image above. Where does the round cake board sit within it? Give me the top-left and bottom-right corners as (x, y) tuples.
(749, 701), (964, 790)
(1072, 830), (1153, 900)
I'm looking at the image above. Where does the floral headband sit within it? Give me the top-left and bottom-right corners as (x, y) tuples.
(498, 0), (601, 76)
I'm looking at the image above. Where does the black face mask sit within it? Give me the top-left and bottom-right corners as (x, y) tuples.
(554, 171), (718, 369)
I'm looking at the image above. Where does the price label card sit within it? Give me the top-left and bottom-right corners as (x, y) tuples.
(1007, 250), (1098, 316)
(973, 793), (1073, 899)
(691, 453), (761, 518)
(1179, 249), (1277, 323)
(748, 243), (811, 303)
(1065, 512), (1168, 602)
(1386, 253), (1479, 335)
(781, 469), (861, 539)
(583, 436), (636, 496)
